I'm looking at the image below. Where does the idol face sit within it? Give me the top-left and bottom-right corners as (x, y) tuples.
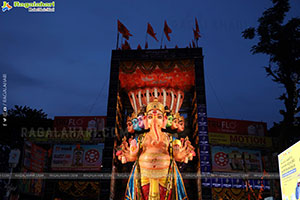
(166, 115), (173, 128)
(177, 119), (185, 132)
(146, 110), (164, 129)
(132, 118), (141, 131)
(171, 118), (179, 130)
(138, 115), (144, 129)
(127, 120), (134, 133)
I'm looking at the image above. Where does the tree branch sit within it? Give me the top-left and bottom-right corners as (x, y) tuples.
(242, 27), (255, 39)
(264, 65), (281, 82)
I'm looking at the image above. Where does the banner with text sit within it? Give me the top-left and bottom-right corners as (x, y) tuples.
(208, 118), (267, 136)
(54, 116), (106, 131)
(208, 132), (272, 148)
(211, 146), (262, 172)
(278, 140), (300, 200)
(51, 144), (104, 171)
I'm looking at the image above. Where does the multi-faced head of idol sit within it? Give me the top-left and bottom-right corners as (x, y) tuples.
(137, 106), (146, 129)
(171, 113), (180, 130)
(126, 115), (134, 133)
(144, 99), (167, 131)
(177, 115), (185, 133)
(137, 114), (144, 129)
(132, 113), (141, 132)
(166, 113), (173, 128)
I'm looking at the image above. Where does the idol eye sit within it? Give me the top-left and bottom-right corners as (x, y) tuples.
(157, 115), (163, 119)
(148, 116), (153, 119)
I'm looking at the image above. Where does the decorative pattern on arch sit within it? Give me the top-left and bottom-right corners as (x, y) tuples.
(120, 59), (194, 74)
(119, 59), (195, 113)
(119, 59), (195, 92)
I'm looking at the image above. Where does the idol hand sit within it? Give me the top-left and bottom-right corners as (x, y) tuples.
(173, 137), (195, 163)
(116, 136), (139, 163)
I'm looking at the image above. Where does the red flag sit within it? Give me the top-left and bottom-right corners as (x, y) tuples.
(193, 29), (201, 40)
(122, 40), (131, 50)
(147, 23), (158, 41)
(145, 41), (148, 49)
(137, 44), (142, 50)
(118, 20), (133, 40)
(195, 18), (200, 33)
(164, 20), (172, 41)
(175, 45), (178, 48)
(192, 40), (196, 48)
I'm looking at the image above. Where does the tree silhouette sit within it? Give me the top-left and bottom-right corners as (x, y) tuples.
(1, 105), (53, 146)
(242, 0), (300, 146)
(0, 106), (52, 199)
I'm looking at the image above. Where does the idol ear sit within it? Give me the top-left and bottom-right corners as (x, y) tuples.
(143, 115), (149, 129)
(163, 115), (168, 128)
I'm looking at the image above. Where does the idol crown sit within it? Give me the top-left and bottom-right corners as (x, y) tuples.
(146, 98), (165, 113)
(127, 113), (137, 121)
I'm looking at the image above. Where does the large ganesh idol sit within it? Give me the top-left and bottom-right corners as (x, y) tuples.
(116, 99), (195, 200)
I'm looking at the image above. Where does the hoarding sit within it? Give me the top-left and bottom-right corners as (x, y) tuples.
(23, 141), (47, 172)
(208, 118), (267, 136)
(211, 146), (262, 172)
(54, 116), (106, 131)
(208, 132), (272, 148)
(51, 144), (104, 171)
(278, 140), (300, 200)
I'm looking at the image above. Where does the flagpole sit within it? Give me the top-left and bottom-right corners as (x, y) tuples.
(145, 32), (148, 49)
(116, 32), (119, 50)
(121, 36), (123, 49)
(160, 30), (164, 49)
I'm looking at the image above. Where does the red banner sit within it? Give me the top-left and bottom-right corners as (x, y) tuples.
(208, 118), (267, 136)
(54, 116), (106, 131)
(23, 141), (47, 172)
